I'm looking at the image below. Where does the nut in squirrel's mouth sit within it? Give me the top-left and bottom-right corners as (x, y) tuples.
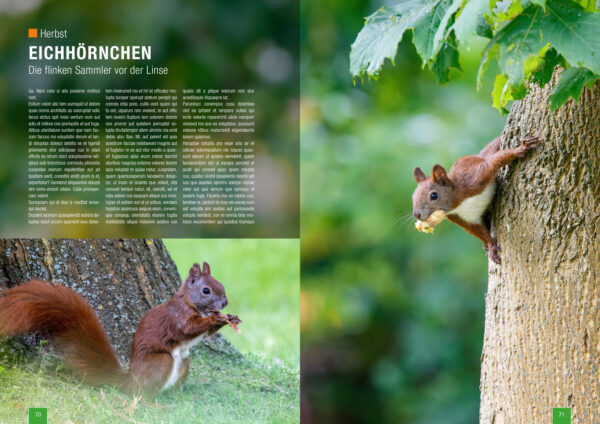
(426, 210), (446, 226)
(415, 210), (446, 234)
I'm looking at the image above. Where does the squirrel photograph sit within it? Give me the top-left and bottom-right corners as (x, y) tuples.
(0, 261), (241, 399)
(412, 135), (542, 264)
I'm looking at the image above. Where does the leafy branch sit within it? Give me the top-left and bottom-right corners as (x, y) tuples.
(350, 0), (600, 112)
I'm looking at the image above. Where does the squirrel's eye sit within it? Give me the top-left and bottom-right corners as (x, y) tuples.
(430, 192), (438, 201)
(202, 287), (210, 295)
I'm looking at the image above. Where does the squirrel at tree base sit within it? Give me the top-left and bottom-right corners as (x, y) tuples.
(0, 261), (241, 398)
(412, 136), (542, 264)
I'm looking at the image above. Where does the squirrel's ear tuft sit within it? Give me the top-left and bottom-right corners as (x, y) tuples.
(413, 167), (426, 183)
(190, 263), (201, 277)
(432, 164), (451, 186)
(202, 262), (211, 275)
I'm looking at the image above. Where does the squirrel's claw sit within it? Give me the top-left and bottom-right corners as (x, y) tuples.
(521, 135), (540, 143)
(486, 239), (501, 264)
(514, 136), (542, 157)
(520, 136), (542, 151)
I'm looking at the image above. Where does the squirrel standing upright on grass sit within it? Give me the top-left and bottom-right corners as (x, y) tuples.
(0, 261), (241, 398)
(412, 135), (541, 264)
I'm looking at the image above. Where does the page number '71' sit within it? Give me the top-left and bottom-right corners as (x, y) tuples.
(553, 408), (571, 424)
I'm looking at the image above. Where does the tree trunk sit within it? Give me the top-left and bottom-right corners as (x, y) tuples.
(0, 239), (180, 361)
(480, 73), (600, 423)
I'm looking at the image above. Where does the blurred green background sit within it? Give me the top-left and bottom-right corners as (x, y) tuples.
(164, 239), (300, 369)
(300, 1), (506, 423)
(0, 0), (299, 238)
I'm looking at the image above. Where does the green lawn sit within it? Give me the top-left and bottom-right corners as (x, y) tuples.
(0, 239), (300, 423)
(0, 349), (298, 423)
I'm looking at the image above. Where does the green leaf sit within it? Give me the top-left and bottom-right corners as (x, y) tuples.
(510, 82), (528, 99)
(492, 73), (513, 112)
(527, 0), (548, 8)
(495, 0), (525, 24)
(545, 0), (600, 74)
(349, 0), (463, 79)
(453, 0), (492, 43)
(549, 66), (598, 110)
(575, 0), (597, 11)
(432, 35), (462, 83)
(350, 0), (600, 113)
(414, 0), (464, 63)
(476, 13), (494, 38)
(480, 6), (546, 85)
(350, 5), (413, 80)
(480, 0), (600, 88)
(493, 0), (513, 15)
(476, 42), (498, 89)
(530, 48), (566, 86)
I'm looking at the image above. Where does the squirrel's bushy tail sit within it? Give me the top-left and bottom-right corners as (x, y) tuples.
(0, 280), (127, 387)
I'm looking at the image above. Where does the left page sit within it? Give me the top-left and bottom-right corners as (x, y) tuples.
(0, 1), (300, 423)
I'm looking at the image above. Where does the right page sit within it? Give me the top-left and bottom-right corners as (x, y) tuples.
(300, 1), (600, 423)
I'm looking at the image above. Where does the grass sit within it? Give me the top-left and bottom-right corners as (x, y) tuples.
(0, 349), (298, 423)
(0, 239), (300, 423)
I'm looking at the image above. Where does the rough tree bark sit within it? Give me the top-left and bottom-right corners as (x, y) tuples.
(0, 239), (236, 363)
(480, 72), (600, 423)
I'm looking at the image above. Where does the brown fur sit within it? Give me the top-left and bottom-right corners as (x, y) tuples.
(412, 136), (541, 263)
(0, 279), (126, 386)
(0, 261), (231, 398)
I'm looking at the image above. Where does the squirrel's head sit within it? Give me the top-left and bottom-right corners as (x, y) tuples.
(412, 165), (454, 220)
(182, 262), (228, 313)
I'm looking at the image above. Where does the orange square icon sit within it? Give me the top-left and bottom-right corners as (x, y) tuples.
(28, 28), (38, 38)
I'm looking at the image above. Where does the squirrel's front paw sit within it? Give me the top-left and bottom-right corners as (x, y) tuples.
(226, 314), (241, 325)
(518, 136), (542, 155)
(211, 311), (229, 325)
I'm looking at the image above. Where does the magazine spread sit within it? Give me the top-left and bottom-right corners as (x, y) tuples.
(1, 0), (600, 423)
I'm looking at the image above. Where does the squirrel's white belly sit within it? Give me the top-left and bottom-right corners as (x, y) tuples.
(161, 333), (207, 392)
(448, 182), (496, 224)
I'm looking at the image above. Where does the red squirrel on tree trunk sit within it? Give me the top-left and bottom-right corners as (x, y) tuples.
(0, 261), (241, 398)
(412, 135), (541, 264)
